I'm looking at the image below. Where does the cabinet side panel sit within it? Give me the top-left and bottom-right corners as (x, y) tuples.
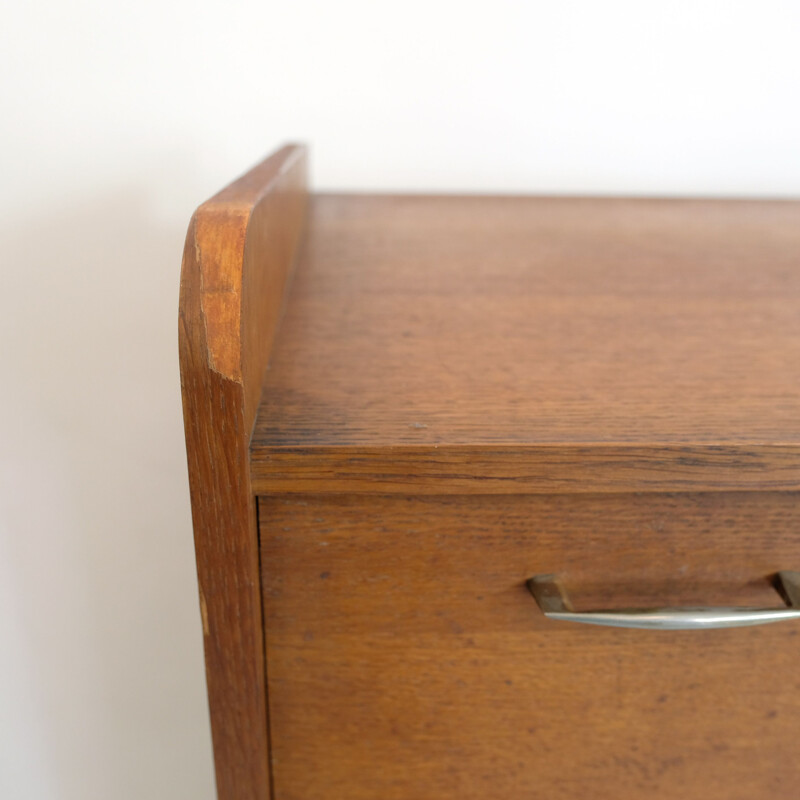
(179, 144), (308, 800)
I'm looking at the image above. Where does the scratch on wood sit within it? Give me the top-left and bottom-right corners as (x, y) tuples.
(199, 585), (210, 636)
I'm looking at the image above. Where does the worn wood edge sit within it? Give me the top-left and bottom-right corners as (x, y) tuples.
(250, 443), (800, 494)
(179, 144), (308, 800)
(191, 144), (308, 386)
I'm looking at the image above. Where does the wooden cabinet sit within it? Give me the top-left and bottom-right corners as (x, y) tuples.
(179, 144), (800, 800)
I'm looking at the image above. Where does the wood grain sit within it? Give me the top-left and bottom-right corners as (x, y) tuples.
(250, 193), (800, 493)
(260, 491), (800, 800)
(179, 144), (307, 800)
(251, 443), (800, 494)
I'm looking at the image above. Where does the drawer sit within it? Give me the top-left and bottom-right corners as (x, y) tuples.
(261, 492), (800, 800)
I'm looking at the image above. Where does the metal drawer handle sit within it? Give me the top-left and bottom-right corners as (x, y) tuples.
(527, 572), (800, 631)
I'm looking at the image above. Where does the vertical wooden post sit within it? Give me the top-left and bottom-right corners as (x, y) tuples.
(179, 145), (308, 800)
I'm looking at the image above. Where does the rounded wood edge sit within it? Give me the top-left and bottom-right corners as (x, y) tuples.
(180, 143), (308, 384)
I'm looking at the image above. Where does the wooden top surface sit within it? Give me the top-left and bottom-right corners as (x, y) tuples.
(251, 192), (800, 493)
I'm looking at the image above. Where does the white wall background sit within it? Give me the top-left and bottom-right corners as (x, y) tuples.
(1, 2), (799, 798)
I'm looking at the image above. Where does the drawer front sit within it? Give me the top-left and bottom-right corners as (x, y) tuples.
(260, 492), (800, 800)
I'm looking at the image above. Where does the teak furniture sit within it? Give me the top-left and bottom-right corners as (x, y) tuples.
(179, 144), (800, 800)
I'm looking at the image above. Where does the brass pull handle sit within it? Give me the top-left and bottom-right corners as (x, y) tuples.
(527, 571), (800, 631)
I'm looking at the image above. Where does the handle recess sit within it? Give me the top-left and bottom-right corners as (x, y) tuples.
(527, 571), (800, 631)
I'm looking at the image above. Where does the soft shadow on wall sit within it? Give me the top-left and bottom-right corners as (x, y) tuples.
(0, 163), (216, 800)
